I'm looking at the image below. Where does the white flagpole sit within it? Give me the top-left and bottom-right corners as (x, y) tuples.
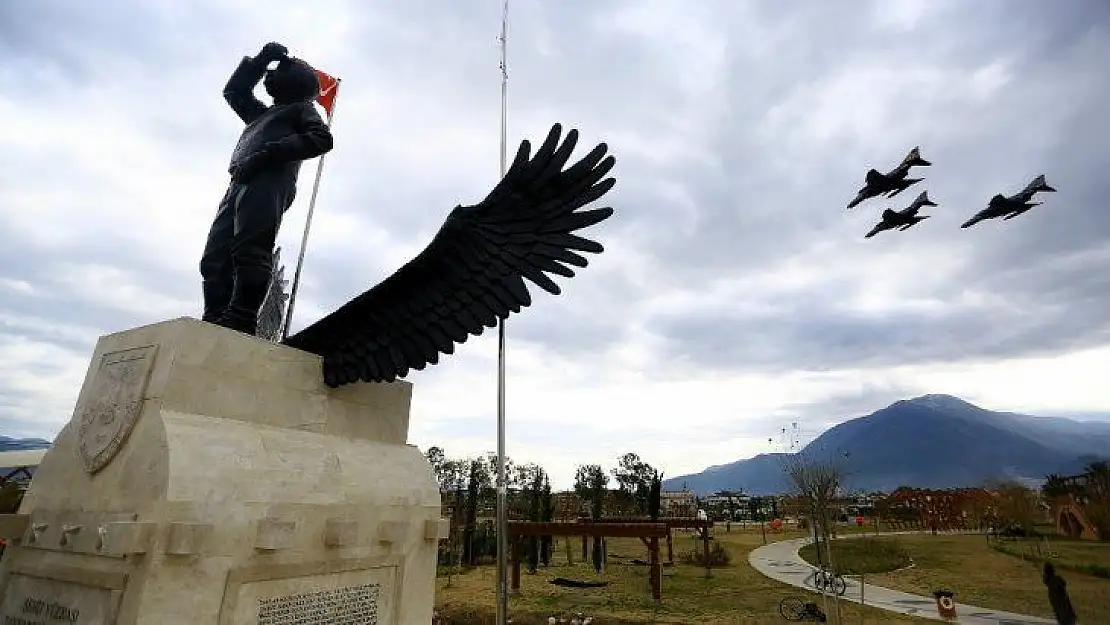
(495, 1), (510, 623)
(281, 81), (341, 341)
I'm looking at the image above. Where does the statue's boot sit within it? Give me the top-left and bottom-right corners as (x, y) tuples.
(216, 265), (272, 336)
(201, 280), (232, 323)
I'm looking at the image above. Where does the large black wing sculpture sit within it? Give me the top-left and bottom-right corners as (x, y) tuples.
(282, 123), (617, 387)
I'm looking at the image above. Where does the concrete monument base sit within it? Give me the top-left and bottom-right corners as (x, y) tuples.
(0, 317), (445, 624)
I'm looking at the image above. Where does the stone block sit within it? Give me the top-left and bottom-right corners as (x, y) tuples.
(0, 318), (441, 624)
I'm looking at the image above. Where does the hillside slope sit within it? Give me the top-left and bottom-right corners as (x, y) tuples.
(0, 436), (52, 453)
(664, 395), (1107, 495)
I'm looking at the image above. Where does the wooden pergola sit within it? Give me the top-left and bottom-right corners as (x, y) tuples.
(506, 521), (669, 603)
(574, 516), (714, 565)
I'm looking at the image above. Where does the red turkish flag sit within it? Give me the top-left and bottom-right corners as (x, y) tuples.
(315, 69), (340, 118)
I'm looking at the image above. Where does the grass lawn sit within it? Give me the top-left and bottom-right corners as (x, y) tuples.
(992, 535), (1110, 578)
(435, 526), (930, 624)
(861, 533), (1110, 623)
(799, 537), (912, 575)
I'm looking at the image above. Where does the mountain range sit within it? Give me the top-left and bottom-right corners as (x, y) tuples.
(0, 436), (52, 453)
(663, 394), (1110, 495)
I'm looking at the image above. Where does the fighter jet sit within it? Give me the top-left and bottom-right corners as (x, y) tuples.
(847, 146), (932, 209)
(959, 174), (1057, 229)
(864, 191), (938, 238)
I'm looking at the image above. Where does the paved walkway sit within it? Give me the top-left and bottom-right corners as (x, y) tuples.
(748, 534), (1056, 624)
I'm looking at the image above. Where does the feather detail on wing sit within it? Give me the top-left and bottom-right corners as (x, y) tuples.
(282, 123), (617, 387)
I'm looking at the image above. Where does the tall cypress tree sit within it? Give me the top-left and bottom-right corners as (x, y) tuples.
(452, 482), (465, 567)
(527, 471), (543, 572)
(648, 471), (662, 521)
(463, 460), (481, 565)
(574, 464), (609, 573)
(540, 475), (554, 566)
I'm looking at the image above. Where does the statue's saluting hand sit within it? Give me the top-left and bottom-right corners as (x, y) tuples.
(257, 42), (288, 63)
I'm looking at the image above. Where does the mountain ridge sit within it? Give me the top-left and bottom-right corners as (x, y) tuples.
(664, 394), (1110, 495)
(0, 436), (52, 453)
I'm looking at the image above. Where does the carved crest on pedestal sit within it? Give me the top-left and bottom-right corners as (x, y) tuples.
(77, 345), (158, 474)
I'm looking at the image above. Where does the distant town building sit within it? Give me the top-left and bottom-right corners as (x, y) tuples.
(702, 491), (749, 520)
(553, 491), (585, 520)
(660, 490), (696, 516)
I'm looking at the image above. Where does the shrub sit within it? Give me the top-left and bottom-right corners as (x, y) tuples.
(0, 481), (27, 515)
(680, 542), (732, 567)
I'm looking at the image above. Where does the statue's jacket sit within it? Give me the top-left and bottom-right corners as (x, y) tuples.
(223, 56), (333, 187)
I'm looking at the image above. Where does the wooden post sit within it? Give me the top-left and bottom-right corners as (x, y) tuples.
(581, 534), (587, 561)
(507, 521), (669, 604)
(665, 530), (673, 563)
(649, 536), (661, 603)
(701, 525), (711, 578)
(511, 536), (521, 592)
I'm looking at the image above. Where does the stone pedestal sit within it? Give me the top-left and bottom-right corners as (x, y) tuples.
(0, 318), (445, 624)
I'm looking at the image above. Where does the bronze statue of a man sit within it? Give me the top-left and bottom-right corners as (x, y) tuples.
(200, 42), (334, 335)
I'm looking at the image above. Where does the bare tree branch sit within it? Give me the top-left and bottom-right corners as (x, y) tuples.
(782, 451), (847, 623)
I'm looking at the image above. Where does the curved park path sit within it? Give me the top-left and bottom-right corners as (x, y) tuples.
(748, 533), (1055, 624)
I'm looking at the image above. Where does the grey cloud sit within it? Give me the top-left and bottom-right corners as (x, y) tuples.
(0, 2), (243, 84)
(2, 0), (1110, 444)
(652, 278), (1110, 374)
(673, 13), (1104, 274)
(629, 1), (1110, 373)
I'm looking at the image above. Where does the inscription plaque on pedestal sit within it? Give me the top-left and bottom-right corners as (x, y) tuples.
(258, 584), (380, 625)
(0, 573), (119, 624)
(228, 566), (395, 625)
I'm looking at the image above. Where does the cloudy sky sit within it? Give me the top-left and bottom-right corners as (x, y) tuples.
(2, 0), (1108, 489)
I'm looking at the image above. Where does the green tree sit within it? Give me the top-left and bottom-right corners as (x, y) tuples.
(424, 446), (446, 477)
(1082, 461), (1110, 538)
(611, 453), (658, 515)
(748, 496), (763, 522)
(987, 478), (1041, 532)
(1041, 473), (1071, 501)
(512, 462), (545, 517)
(463, 458), (492, 565)
(0, 480), (28, 559)
(0, 480), (27, 515)
(540, 476), (554, 566)
(423, 447), (469, 575)
(648, 471), (663, 521)
(575, 464), (610, 572)
(526, 470), (545, 572)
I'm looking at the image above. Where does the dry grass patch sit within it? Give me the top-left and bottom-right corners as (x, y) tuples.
(864, 533), (1110, 622)
(436, 527), (927, 624)
(992, 535), (1110, 579)
(799, 537), (912, 575)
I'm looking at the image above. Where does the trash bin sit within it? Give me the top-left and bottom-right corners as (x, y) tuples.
(933, 589), (957, 620)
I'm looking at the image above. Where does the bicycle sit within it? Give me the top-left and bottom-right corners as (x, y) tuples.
(812, 567), (847, 596)
(779, 596), (828, 621)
